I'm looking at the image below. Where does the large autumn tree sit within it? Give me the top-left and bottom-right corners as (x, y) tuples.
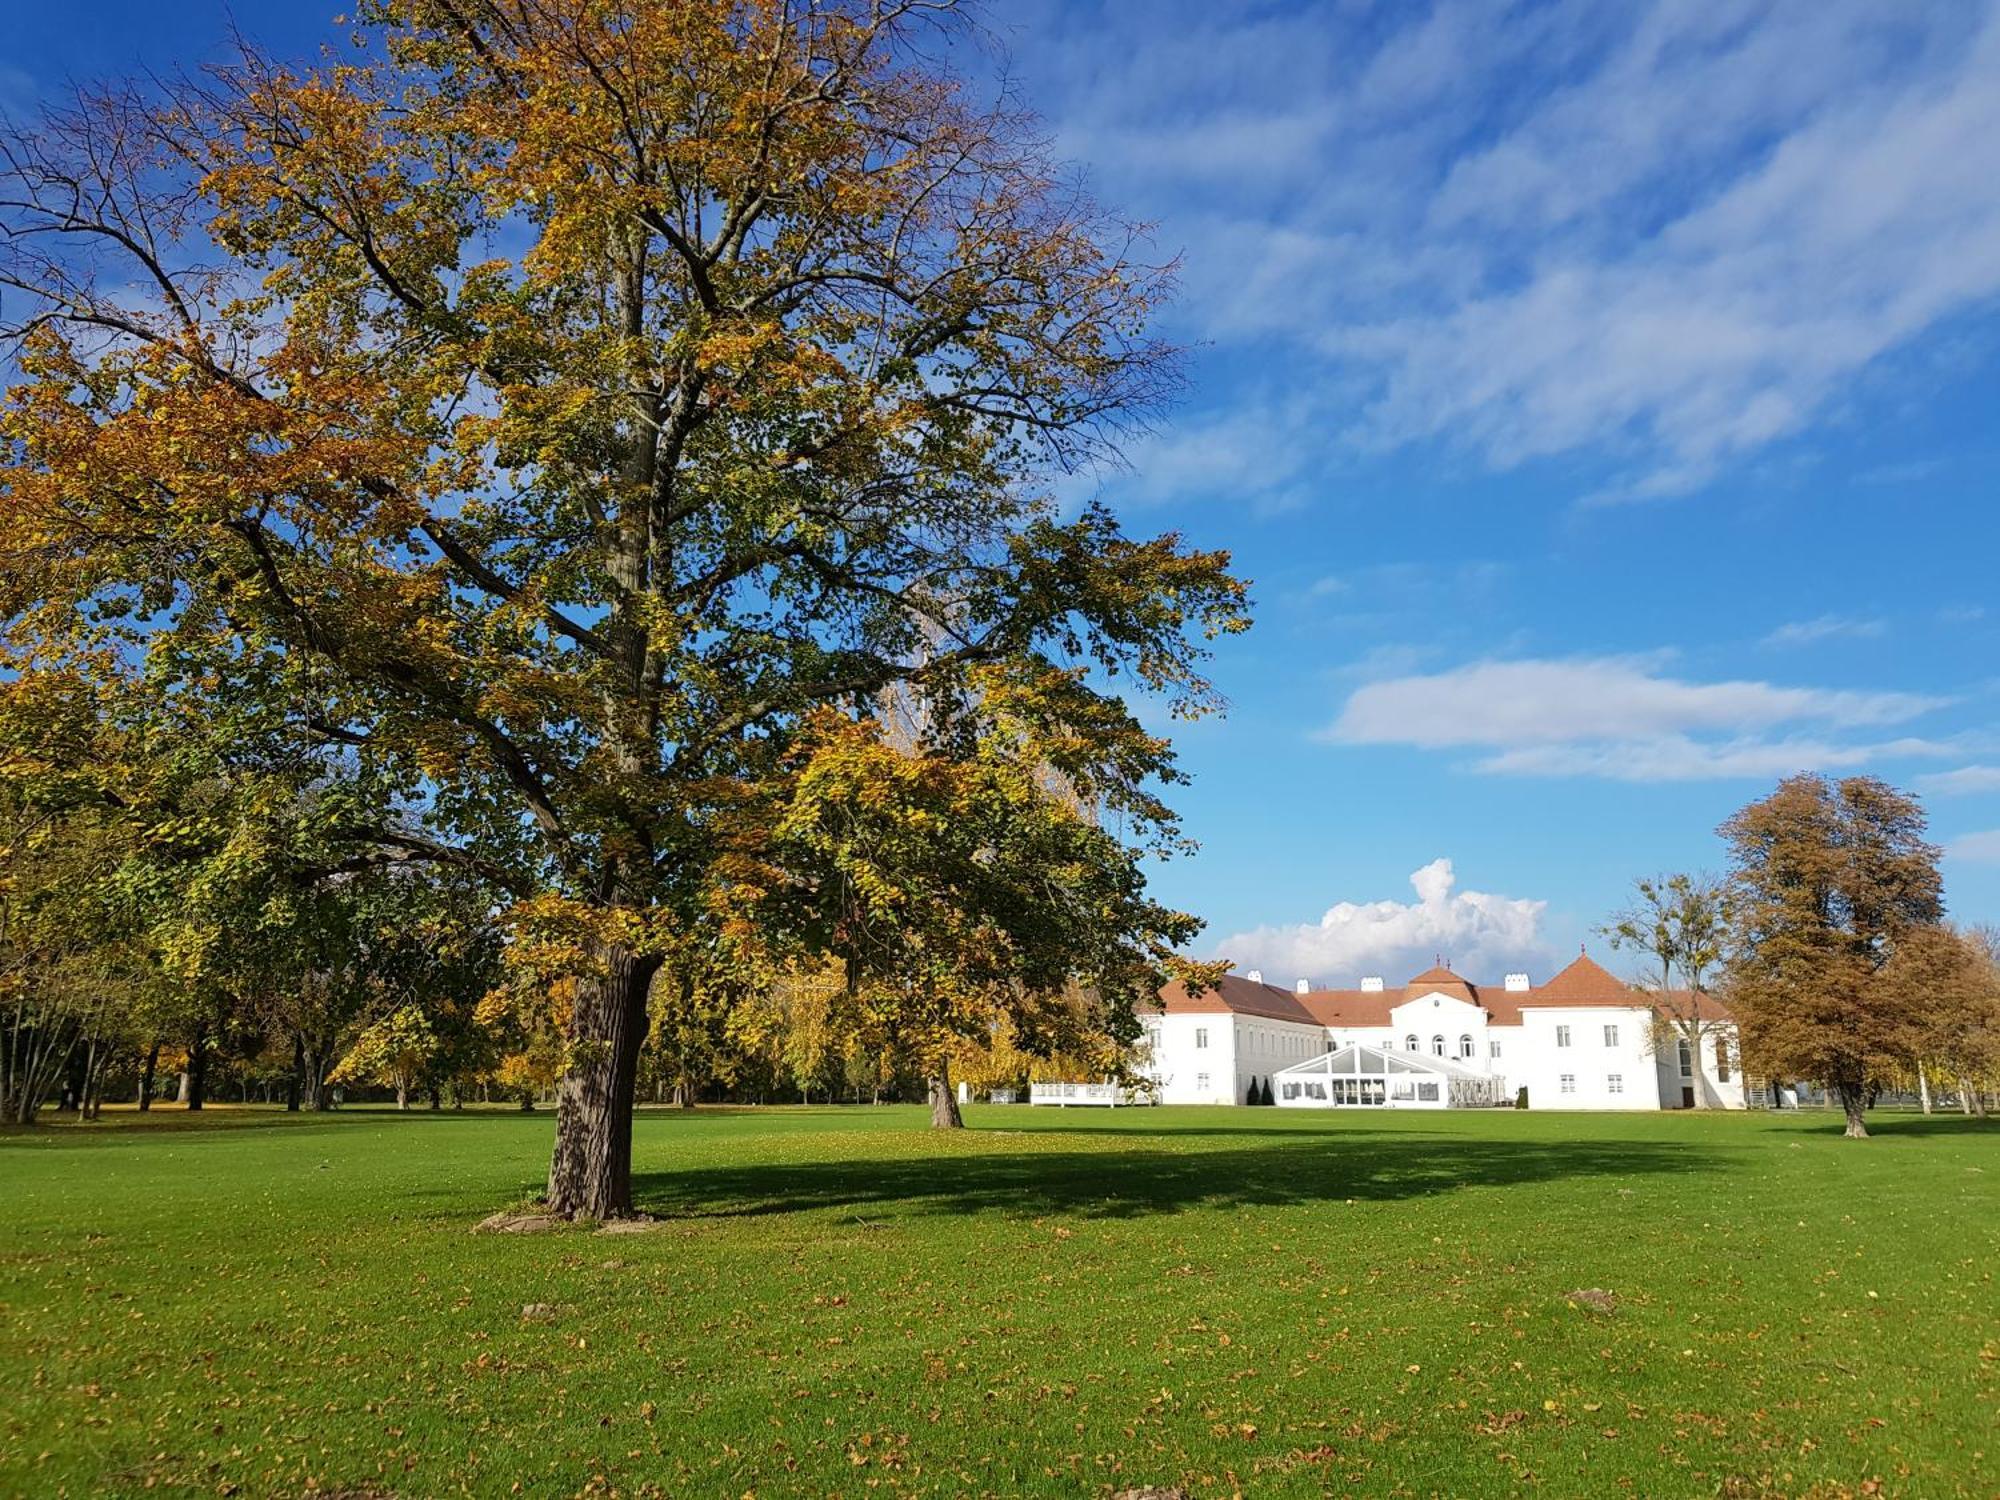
(1720, 775), (1943, 1138)
(0, 1), (1246, 1215)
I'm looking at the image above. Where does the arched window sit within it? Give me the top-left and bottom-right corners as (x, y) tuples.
(1431, 1034), (1445, 1057)
(1405, 1034), (1419, 1052)
(1459, 1034), (1474, 1060)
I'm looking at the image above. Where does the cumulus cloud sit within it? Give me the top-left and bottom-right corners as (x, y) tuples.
(1210, 858), (1551, 987)
(1323, 654), (1952, 781)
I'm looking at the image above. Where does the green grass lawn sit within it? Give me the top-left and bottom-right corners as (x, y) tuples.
(1, 1105), (1994, 1498)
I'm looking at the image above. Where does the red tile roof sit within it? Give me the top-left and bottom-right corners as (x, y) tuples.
(1147, 973), (1319, 1025)
(1296, 990), (1396, 1027)
(1153, 954), (1703, 1028)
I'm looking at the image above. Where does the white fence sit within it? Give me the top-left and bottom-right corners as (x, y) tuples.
(1028, 1082), (1149, 1107)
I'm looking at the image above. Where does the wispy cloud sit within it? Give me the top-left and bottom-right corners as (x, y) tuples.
(1321, 653), (1953, 781)
(1917, 764), (2000, 795)
(1945, 829), (2000, 863)
(1210, 858), (1551, 986)
(1027, 0), (2000, 504)
(1762, 614), (1887, 648)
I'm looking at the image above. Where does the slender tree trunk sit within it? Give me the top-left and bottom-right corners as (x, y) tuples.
(928, 1058), (964, 1130)
(428, 1082), (442, 1111)
(136, 1041), (159, 1111)
(186, 1025), (208, 1112)
(1965, 1074), (1987, 1118)
(1917, 1060), (1933, 1115)
(1836, 1080), (1868, 1138)
(396, 1078), (408, 1110)
(546, 945), (660, 1219)
(287, 1035), (303, 1112)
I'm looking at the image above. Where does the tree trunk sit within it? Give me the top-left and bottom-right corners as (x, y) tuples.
(287, 1035), (303, 1112)
(927, 1059), (964, 1130)
(137, 1041), (159, 1111)
(186, 1025), (208, 1112)
(428, 1083), (442, 1111)
(1836, 1081), (1868, 1138)
(1917, 1060), (1932, 1115)
(396, 1079), (408, 1110)
(546, 945), (660, 1220)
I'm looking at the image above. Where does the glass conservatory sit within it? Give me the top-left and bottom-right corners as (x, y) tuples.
(1273, 1043), (1505, 1109)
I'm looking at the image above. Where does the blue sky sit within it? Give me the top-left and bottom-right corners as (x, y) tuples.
(8, 1), (2000, 985)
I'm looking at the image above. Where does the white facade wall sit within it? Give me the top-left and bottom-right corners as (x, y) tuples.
(1386, 992), (1492, 1070)
(1651, 1025), (1747, 1110)
(1142, 1012), (1326, 1104)
(1509, 1007), (1662, 1110)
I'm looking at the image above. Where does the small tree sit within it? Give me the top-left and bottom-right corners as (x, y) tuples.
(1601, 872), (1734, 1107)
(1720, 775), (1943, 1138)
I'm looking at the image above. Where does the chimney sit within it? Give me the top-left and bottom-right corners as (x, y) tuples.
(1360, 976), (1384, 993)
(1246, 969), (1263, 985)
(1295, 979), (1311, 994)
(1505, 972), (1530, 992)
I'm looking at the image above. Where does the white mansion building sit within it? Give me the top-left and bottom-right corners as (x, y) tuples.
(1137, 954), (1743, 1111)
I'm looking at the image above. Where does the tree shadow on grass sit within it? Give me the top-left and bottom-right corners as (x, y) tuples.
(631, 1130), (1726, 1223)
(0, 1106), (557, 1148)
(1848, 1113), (1998, 1139)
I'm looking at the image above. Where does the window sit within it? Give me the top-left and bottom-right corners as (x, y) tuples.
(1431, 1034), (1446, 1057)
(1556, 1025), (1572, 1048)
(1459, 1034), (1475, 1060)
(1490, 1038), (1502, 1058)
(1281, 1082), (1301, 1101)
(1417, 1082), (1440, 1102)
(1196, 1071), (1210, 1092)
(1405, 1034), (1419, 1052)
(1559, 1073), (1576, 1094)
(1677, 1039), (1693, 1076)
(1603, 1024), (1619, 1047)
(1716, 1037), (1732, 1082)
(1607, 1073), (1623, 1095)
(1195, 1027), (1208, 1049)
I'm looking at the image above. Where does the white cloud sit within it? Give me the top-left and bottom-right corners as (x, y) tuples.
(1323, 654), (1952, 781)
(1945, 829), (2000, 863)
(1918, 765), (2000, 795)
(1210, 858), (1551, 987)
(1478, 735), (1954, 783)
(1761, 614), (1888, 648)
(1028, 0), (2000, 502)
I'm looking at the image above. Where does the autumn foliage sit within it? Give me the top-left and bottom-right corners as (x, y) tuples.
(0, 2), (1248, 1211)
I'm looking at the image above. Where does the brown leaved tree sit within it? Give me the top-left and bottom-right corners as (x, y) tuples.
(1720, 775), (1942, 1138)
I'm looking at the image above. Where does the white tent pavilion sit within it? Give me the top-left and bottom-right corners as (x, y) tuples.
(1273, 1043), (1505, 1109)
